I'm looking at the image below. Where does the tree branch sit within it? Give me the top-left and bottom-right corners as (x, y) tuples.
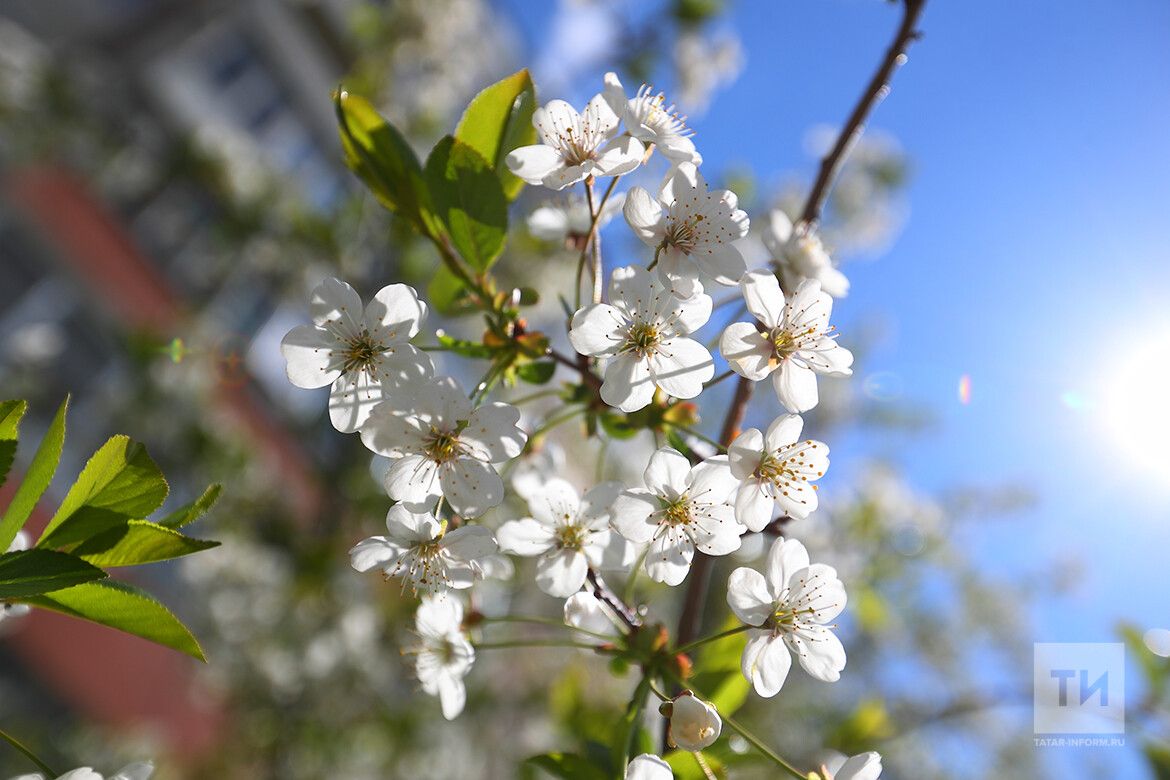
(588, 568), (642, 630)
(799, 0), (928, 227)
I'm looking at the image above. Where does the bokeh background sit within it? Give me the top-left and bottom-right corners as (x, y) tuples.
(1, 0), (1168, 778)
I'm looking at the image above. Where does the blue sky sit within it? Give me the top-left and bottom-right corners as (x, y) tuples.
(497, 0), (1169, 774)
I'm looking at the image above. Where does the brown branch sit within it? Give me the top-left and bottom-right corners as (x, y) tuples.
(588, 569), (641, 630)
(799, 0), (928, 227)
(674, 0), (930, 654)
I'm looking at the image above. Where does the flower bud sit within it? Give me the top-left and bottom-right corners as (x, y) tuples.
(668, 691), (721, 751)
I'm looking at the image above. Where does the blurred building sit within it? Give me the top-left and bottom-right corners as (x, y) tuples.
(0, 0), (360, 765)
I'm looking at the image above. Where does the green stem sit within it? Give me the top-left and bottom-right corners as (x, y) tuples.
(473, 639), (602, 650)
(665, 673), (805, 780)
(528, 406), (585, 440)
(621, 544), (650, 604)
(574, 175), (621, 312)
(666, 424), (727, 454)
(673, 624), (752, 656)
(703, 369), (736, 390)
(617, 676), (653, 777)
(506, 387), (564, 406)
(479, 615), (615, 642)
(0, 727), (57, 778)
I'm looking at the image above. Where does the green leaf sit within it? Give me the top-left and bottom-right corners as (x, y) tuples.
(599, 412), (640, 440)
(666, 750), (728, 780)
(0, 549), (107, 599)
(38, 436), (168, 549)
(428, 265), (470, 316)
(158, 483), (223, 530)
(1, 397), (68, 551)
(72, 520), (220, 567)
(425, 135), (508, 271)
(517, 360), (556, 385)
(455, 69), (537, 201)
(0, 400), (28, 491)
(334, 90), (436, 235)
(522, 753), (607, 780)
(19, 579), (206, 661)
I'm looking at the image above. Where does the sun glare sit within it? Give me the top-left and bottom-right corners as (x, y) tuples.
(1103, 332), (1170, 483)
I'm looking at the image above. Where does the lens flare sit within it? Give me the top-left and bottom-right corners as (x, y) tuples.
(957, 374), (971, 405)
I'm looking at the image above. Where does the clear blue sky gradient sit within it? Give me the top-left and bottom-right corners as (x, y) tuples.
(497, 1), (1169, 774)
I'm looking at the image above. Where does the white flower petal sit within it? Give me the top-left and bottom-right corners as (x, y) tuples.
(786, 623), (846, 682)
(439, 459), (505, 517)
(437, 674), (467, 719)
(720, 323), (774, 381)
(280, 324), (340, 389)
(741, 269), (785, 330)
(625, 754), (673, 780)
(726, 567), (774, 626)
(735, 480), (774, 532)
(773, 360), (820, 413)
(383, 454), (441, 506)
(463, 402), (527, 462)
(744, 632), (792, 698)
(348, 536), (401, 573)
(649, 338), (713, 399)
(835, 752), (883, 780)
(310, 277), (363, 332)
(594, 135), (645, 177)
(506, 144), (564, 185)
(569, 303), (626, 357)
(442, 524), (497, 563)
(643, 447), (691, 496)
(764, 537), (810, 595)
(610, 490), (660, 543)
(328, 369), (385, 433)
(694, 243), (747, 287)
(687, 455), (737, 502)
(365, 283), (426, 341)
(645, 525), (694, 586)
(601, 353), (655, 412)
(764, 414), (805, 451)
(727, 427), (764, 479)
(536, 549), (589, 597)
(623, 186), (666, 246)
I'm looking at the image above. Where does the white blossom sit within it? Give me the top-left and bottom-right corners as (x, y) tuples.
(11, 763), (154, 780)
(410, 595), (475, 720)
(720, 273), (853, 413)
(624, 163), (748, 297)
(506, 95), (644, 190)
(728, 414), (829, 530)
(668, 692), (721, 751)
(603, 72), (699, 165)
(360, 376), (527, 517)
(281, 277), (433, 433)
(569, 265), (714, 413)
(763, 210), (849, 298)
(527, 192), (626, 243)
(626, 754), (674, 780)
(349, 504), (497, 594)
(496, 478), (629, 597)
(822, 751), (883, 780)
(563, 591), (620, 638)
(1, 531), (31, 625)
(611, 448), (741, 586)
(726, 537), (847, 697)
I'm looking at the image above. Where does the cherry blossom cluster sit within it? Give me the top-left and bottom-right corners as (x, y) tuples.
(281, 70), (875, 780)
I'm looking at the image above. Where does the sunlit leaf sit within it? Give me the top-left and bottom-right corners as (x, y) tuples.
(19, 579), (206, 661)
(158, 483), (223, 530)
(425, 135), (508, 271)
(0, 549), (107, 599)
(455, 69), (537, 200)
(38, 436), (168, 549)
(73, 520), (220, 567)
(1, 397), (68, 551)
(0, 400), (28, 491)
(517, 360), (556, 385)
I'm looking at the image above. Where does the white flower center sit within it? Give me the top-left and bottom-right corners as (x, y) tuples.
(342, 330), (387, 373)
(631, 84), (691, 139)
(622, 320), (663, 358)
(664, 212), (706, 254)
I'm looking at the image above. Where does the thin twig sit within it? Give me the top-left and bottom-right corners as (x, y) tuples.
(587, 568), (642, 630)
(799, 0), (928, 227)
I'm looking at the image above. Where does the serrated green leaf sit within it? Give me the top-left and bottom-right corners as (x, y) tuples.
(425, 135), (508, 271)
(335, 90), (437, 235)
(158, 483), (223, 530)
(0, 549), (107, 599)
(517, 360), (556, 385)
(72, 520), (220, 567)
(38, 436), (168, 549)
(455, 69), (537, 201)
(0, 400), (28, 491)
(19, 579), (206, 661)
(1, 397), (68, 551)
(522, 753), (607, 780)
